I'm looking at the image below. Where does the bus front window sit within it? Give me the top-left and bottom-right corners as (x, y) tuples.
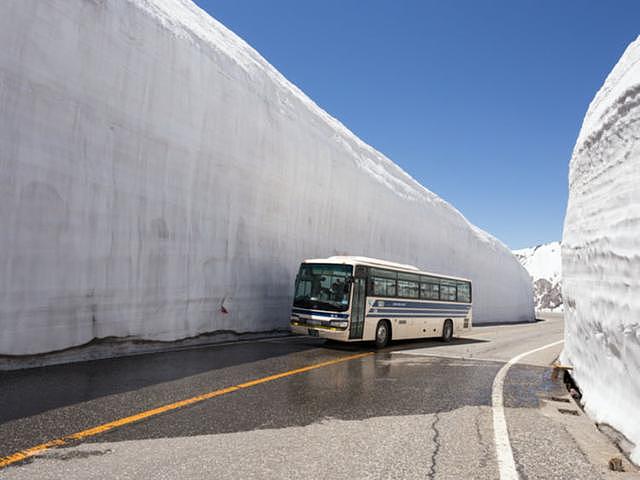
(294, 264), (353, 312)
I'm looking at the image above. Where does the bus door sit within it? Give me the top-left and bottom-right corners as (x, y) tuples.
(349, 266), (367, 339)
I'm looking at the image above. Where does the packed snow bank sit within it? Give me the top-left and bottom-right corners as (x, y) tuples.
(513, 242), (563, 312)
(562, 36), (640, 463)
(0, 0), (533, 357)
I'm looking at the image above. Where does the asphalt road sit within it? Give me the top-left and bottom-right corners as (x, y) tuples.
(0, 314), (630, 479)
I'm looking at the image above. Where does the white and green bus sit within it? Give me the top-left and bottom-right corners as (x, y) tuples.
(290, 256), (472, 348)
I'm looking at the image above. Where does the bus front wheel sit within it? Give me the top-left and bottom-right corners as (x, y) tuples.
(441, 319), (453, 343)
(374, 320), (391, 349)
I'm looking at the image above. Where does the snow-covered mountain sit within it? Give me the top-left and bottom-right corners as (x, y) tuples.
(513, 242), (563, 312)
(562, 35), (640, 463)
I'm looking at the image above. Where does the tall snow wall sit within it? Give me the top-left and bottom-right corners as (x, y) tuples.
(0, 0), (534, 357)
(562, 36), (640, 462)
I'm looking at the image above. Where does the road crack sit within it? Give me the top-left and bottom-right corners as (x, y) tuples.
(427, 413), (441, 479)
(474, 409), (489, 469)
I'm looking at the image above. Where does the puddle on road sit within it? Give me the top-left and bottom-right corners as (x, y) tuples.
(379, 355), (499, 368)
(504, 365), (567, 409)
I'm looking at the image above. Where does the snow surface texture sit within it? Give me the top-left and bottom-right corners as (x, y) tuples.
(0, 0), (534, 356)
(562, 35), (640, 462)
(513, 242), (563, 312)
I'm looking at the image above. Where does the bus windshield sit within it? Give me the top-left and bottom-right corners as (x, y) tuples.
(293, 264), (352, 312)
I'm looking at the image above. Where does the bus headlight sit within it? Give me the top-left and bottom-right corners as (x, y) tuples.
(330, 321), (348, 329)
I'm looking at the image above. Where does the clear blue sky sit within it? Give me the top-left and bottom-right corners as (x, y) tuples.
(195, 0), (639, 249)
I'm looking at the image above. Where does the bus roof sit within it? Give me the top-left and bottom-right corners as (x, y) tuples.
(302, 256), (472, 283)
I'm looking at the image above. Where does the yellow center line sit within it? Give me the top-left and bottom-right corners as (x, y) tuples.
(0, 351), (373, 469)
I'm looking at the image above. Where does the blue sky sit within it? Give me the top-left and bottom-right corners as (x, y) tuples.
(195, 0), (640, 249)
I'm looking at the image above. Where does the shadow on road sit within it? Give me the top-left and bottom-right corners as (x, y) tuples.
(0, 338), (316, 423)
(0, 334), (492, 425)
(305, 335), (490, 354)
(386, 336), (490, 352)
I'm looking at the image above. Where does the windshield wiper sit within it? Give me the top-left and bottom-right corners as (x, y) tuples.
(293, 298), (314, 308)
(294, 298), (345, 312)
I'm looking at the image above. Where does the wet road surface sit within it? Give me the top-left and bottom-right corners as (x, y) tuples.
(0, 315), (623, 479)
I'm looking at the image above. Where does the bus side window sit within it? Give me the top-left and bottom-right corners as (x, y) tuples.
(420, 276), (440, 300)
(370, 268), (397, 297)
(397, 272), (419, 299)
(372, 276), (396, 296)
(457, 281), (471, 303)
(440, 279), (457, 301)
(367, 278), (375, 295)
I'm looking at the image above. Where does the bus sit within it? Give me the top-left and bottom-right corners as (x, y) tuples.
(290, 256), (472, 348)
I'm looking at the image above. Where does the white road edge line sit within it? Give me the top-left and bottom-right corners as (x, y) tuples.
(492, 339), (565, 480)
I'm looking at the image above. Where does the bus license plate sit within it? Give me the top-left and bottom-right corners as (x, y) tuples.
(308, 329), (319, 337)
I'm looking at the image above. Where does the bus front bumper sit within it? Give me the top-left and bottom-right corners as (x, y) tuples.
(290, 321), (350, 341)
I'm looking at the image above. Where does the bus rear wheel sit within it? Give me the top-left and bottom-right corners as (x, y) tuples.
(441, 319), (453, 343)
(374, 320), (391, 348)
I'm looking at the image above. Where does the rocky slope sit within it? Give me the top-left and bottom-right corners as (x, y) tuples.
(513, 242), (563, 312)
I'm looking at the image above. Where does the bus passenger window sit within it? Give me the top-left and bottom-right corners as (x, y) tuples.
(397, 280), (418, 298)
(372, 276), (396, 296)
(420, 276), (440, 300)
(457, 281), (471, 302)
(420, 283), (440, 300)
(397, 272), (419, 298)
(440, 279), (457, 301)
(370, 268), (397, 297)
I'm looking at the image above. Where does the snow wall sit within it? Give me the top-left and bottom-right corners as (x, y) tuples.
(562, 36), (640, 462)
(0, 0), (534, 356)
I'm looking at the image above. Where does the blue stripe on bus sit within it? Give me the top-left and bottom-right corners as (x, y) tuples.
(369, 308), (470, 315)
(372, 305), (471, 310)
(373, 301), (472, 309)
(291, 308), (349, 319)
(373, 300), (471, 309)
(367, 313), (468, 318)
